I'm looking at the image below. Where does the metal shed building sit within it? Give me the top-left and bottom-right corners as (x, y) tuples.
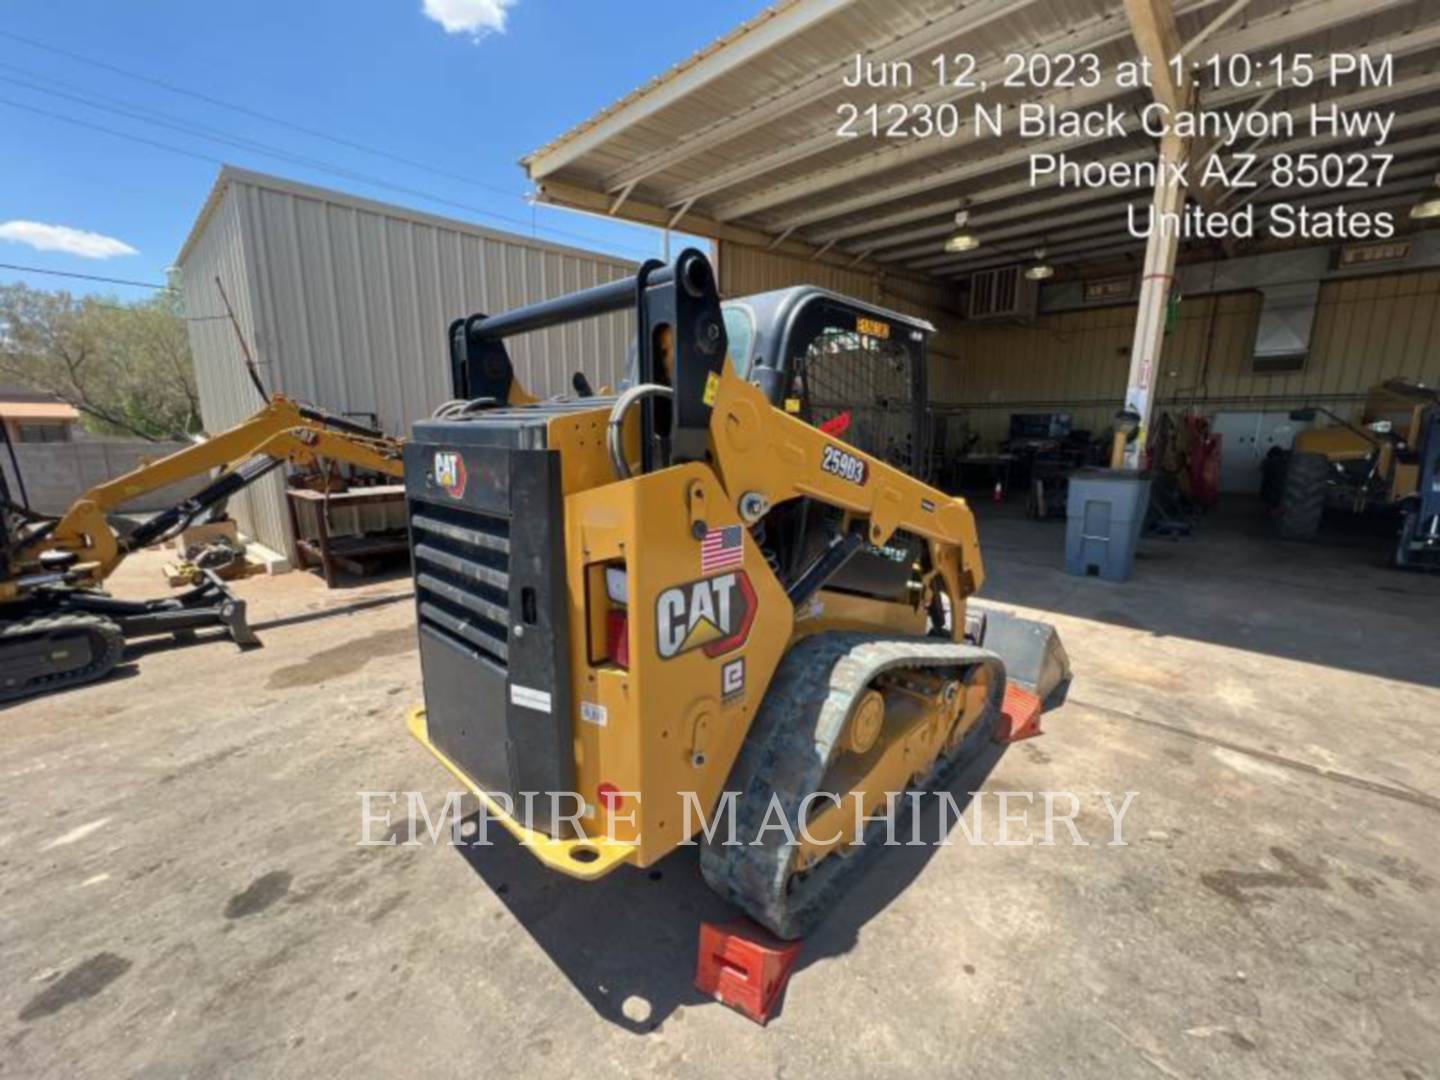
(175, 166), (638, 562)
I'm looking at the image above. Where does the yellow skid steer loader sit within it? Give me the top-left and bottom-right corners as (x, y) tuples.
(404, 250), (1066, 938)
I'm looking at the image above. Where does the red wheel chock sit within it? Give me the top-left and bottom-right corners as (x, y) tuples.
(695, 919), (802, 1025)
(993, 683), (1043, 743)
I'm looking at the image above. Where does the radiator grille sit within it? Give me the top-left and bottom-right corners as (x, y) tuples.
(411, 502), (510, 667)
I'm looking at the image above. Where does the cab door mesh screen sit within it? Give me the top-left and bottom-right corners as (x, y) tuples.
(798, 328), (920, 477)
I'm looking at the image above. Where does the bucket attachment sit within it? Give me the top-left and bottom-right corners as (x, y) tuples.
(971, 604), (1071, 707)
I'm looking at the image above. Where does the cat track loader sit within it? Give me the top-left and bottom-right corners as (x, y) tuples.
(403, 250), (1067, 938)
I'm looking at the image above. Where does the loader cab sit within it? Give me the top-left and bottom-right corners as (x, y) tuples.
(723, 288), (934, 482)
(720, 290), (937, 609)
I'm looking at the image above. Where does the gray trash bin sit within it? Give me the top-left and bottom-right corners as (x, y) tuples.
(1065, 469), (1152, 582)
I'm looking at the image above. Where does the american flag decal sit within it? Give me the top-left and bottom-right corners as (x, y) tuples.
(700, 525), (744, 573)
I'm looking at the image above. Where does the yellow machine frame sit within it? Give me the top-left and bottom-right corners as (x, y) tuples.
(409, 361), (985, 878)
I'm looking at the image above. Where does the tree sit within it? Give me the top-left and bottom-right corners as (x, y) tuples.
(0, 283), (201, 441)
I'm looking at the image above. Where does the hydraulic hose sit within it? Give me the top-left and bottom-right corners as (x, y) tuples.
(607, 383), (672, 481)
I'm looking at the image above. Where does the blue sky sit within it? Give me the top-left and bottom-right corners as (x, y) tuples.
(0, 0), (764, 298)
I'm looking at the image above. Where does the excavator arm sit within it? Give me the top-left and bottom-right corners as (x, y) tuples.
(12, 395), (404, 587)
(0, 396), (405, 703)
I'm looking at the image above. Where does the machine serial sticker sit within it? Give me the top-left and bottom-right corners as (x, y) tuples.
(433, 450), (467, 499)
(703, 370), (720, 406)
(721, 657), (746, 700)
(509, 684), (552, 713)
(856, 316), (890, 339)
(655, 571), (756, 660)
(821, 444), (868, 485)
(580, 701), (608, 727)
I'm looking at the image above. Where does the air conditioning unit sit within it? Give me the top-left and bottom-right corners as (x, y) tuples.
(967, 266), (1037, 321)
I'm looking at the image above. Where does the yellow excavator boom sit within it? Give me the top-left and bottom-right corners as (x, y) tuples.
(9, 395), (404, 589)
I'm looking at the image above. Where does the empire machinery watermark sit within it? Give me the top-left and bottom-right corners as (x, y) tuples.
(358, 789), (1140, 849)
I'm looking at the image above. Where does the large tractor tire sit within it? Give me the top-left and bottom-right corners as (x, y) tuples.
(1260, 448), (1288, 507)
(1276, 451), (1329, 541)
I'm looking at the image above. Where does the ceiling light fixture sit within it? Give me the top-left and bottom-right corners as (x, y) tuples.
(1024, 248), (1054, 281)
(944, 210), (979, 253)
(1410, 173), (1440, 220)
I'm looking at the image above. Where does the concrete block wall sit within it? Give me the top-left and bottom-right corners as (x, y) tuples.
(1, 439), (208, 516)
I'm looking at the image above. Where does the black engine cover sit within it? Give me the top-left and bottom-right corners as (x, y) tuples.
(404, 408), (578, 831)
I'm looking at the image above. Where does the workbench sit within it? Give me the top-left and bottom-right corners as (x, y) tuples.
(285, 485), (409, 587)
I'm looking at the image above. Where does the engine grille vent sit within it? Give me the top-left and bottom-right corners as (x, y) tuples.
(410, 502), (510, 668)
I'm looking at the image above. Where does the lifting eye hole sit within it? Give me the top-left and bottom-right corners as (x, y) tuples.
(679, 253), (710, 297)
(521, 587), (537, 625)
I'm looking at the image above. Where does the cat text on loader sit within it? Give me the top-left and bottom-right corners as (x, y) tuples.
(404, 250), (1067, 938)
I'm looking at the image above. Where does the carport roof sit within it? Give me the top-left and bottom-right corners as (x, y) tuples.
(523, 0), (1440, 282)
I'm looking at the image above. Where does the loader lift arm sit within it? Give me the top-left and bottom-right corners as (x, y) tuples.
(704, 360), (983, 623)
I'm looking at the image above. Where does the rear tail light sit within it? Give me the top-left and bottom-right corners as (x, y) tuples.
(605, 609), (629, 669)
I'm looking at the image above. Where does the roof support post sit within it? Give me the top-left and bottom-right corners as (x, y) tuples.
(1117, 0), (1193, 470)
(1117, 132), (1187, 469)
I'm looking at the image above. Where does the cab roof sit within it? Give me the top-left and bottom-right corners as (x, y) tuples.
(725, 286), (935, 338)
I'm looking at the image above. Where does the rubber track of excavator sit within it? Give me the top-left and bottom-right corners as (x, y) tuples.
(0, 613), (125, 703)
(700, 632), (1006, 940)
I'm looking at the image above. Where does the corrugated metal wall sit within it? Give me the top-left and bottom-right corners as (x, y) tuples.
(179, 168), (637, 561)
(717, 240), (1440, 451)
(179, 184), (289, 555)
(937, 270), (1440, 445)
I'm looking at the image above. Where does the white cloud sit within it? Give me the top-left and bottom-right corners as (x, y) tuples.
(422, 0), (517, 40)
(0, 221), (138, 259)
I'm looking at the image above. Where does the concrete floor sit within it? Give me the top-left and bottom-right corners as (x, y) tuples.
(2, 499), (1437, 1077)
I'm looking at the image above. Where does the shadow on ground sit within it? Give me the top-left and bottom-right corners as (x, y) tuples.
(451, 741), (1006, 1033)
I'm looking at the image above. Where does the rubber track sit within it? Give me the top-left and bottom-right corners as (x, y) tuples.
(700, 632), (1006, 939)
(0, 613), (125, 703)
